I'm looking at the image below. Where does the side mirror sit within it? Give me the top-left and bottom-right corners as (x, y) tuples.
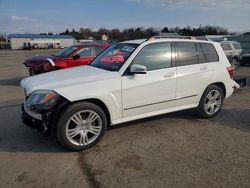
(130, 64), (147, 74)
(72, 54), (80, 60)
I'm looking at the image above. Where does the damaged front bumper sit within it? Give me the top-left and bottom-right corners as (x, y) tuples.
(21, 94), (68, 135)
(21, 102), (53, 135)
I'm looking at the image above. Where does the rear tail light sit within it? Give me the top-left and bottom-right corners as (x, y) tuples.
(226, 66), (234, 79)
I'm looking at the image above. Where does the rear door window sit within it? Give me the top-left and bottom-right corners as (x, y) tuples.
(175, 42), (198, 66)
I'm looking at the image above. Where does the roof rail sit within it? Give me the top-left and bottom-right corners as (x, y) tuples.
(147, 35), (191, 41)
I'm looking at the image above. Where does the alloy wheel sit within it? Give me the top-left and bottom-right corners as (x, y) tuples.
(204, 90), (222, 115)
(66, 110), (102, 146)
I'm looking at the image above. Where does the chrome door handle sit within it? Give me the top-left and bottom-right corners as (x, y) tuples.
(200, 66), (208, 70)
(164, 72), (175, 78)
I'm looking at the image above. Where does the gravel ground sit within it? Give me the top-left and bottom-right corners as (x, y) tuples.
(0, 49), (249, 188)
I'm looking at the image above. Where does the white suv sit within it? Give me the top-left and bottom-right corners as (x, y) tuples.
(21, 38), (235, 151)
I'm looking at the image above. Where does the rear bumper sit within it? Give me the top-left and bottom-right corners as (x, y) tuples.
(224, 79), (235, 99)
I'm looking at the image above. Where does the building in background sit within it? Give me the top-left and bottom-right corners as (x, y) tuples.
(8, 34), (75, 49)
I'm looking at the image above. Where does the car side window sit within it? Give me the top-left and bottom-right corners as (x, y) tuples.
(175, 42), (198, 66)
(232, 43), (242, 50)
(132, 42), (172, 71)
(200, 43), (219, 62)
(76, 47), (93, 57)
(221, 43), (232, 51)
(95, 46), (106, 55)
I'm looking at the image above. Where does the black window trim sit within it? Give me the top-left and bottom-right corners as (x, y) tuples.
(196, 43), (208, 63)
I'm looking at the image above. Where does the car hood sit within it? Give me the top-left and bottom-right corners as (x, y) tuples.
(23, 55), (59, 68)
(21, 65), (119, 95)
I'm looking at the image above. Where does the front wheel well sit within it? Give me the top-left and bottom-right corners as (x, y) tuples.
(73, 98), (111, 126)
(208, 82), (226, 98)
(51, 98), (111, 136)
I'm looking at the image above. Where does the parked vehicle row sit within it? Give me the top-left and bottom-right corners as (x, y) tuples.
(21, 38), (236, 151)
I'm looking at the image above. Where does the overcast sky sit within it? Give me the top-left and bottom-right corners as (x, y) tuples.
(0, 0), (250, 34)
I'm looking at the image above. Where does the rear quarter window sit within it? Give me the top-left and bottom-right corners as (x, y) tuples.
(200, 43), (219, 63)
(221, 43), (232, 51)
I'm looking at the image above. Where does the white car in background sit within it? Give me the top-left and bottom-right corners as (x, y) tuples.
(220, 41), (242, 66)
(21, 38), (235, 151)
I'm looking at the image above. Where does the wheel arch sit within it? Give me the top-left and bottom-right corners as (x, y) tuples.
(207, 82), (226, 98)
(51, 97), (112, 136)
(81, 98), (111, 126)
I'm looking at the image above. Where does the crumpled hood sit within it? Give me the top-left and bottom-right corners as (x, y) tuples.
(23, 55), (58, 69)
(21, 65), (119, 95)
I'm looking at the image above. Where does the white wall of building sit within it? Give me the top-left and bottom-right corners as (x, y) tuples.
(10, 37), (75, 49)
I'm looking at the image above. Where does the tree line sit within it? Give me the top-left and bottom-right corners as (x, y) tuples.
(54, 25), (228, 41)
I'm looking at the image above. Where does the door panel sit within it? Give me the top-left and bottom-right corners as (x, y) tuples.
(174, 42), (216, 107)
(122, 68), (177, 117)
(175, 64), (212, 106)
(122, 42), (176, 117)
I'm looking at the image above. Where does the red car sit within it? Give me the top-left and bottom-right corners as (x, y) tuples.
(23, 43), (109, 75)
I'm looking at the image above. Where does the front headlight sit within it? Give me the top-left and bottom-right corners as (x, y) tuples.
(26, 90), (59, 110)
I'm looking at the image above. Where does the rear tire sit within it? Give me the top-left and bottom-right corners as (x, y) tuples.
(56, 102), (107, 151)
(196, 85), (224, 118)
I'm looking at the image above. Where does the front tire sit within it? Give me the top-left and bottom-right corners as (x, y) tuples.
(197, 85), (224, 118)
(56, 102), (107, 151)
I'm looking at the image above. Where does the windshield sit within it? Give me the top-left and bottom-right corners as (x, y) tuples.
(54, 46), (78, 58)
(90, 43), (139, 71)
